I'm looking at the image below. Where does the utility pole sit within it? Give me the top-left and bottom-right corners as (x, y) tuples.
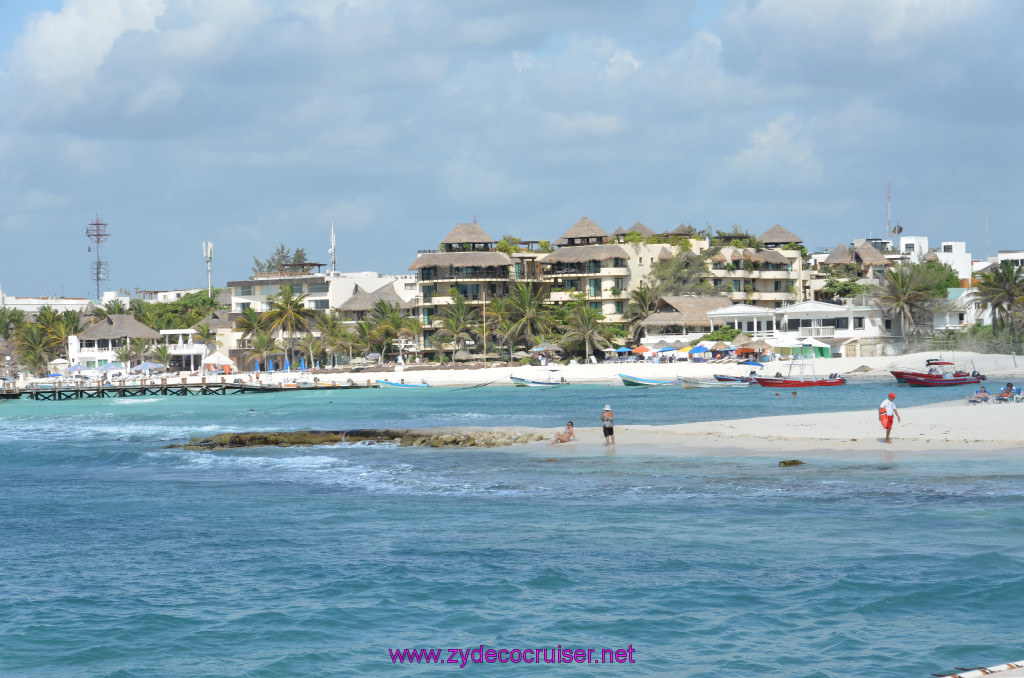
(85, 215), (110, 300)
(202, 241), (213, 298)
(329, 219), (337, 272)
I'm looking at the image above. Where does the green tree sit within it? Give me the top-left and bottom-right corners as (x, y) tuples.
(620, 281), (664, 344)
(149, 344), (172, 371)
(297, 333), (325, 368)
(114, 345), (135, 372)
(873, 263), (942, 339)
(432, 290), (480, 361)
(821, 277), (868, 301)
(971, 260), (1024, 344)
(0, 308), (26, 340)
(253, 244), (310, 274)
(194, 323), (219, 351)
(369, 300), (422, 361)
(495, 235), (522, 255)
(649, 250), (714, 296)
(244, 331), (281, 371)
(234, 307), (270, 341)
(13, 323), (52, 375)
(263, 286), (316, 361)
(502, 283), (555, 349)
(560, 306), (609, 362)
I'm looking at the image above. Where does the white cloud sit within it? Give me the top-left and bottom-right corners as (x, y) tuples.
(11, 0), (166, 85)
(605, 48), (641, 79)
(725, 114), (822, 187)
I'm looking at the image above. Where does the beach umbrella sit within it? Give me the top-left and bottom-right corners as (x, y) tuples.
(688, 346), (709, 354)
(747, 340), (772, 351)
(615, 346), (632, 353)
(67, 364), (87, 373)
(739, 360), (765, 367)
(631, 346), (651, 354)
(268, 358), (274, 371)
(46, 373), (62, 378)
(657, 346), (676, 353)
(283, 357), (291, 371)
(254, 359), (260, 372)
(732, 333), (752, 346)
(131, 361), (165, 372)
(366, 352), (381, 361)
(299, 357), (306, 370)
(99, 362), (124, 372)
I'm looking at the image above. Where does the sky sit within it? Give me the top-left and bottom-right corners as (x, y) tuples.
(2, 0), (1023, 299)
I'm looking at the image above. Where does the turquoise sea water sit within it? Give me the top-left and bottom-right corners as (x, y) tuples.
(2, 381), (1023, 677)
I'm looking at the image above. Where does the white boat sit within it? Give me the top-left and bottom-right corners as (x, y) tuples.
(510, 369), (568, 387)
(376, 379), (430, 388)
(678, 376), (750, 388)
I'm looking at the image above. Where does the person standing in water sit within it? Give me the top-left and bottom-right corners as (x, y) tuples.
(879, 392), (901, 443)
(601, 405), (615, 445)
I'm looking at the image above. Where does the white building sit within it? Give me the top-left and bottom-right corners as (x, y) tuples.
(707, 300), (893, 357)
(227, 270), (416, 313)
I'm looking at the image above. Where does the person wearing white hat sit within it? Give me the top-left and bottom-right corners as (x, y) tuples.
(601, 404), (615, 445)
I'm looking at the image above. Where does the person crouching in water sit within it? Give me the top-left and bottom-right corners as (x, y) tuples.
(879, 392), (901, 443)
(550, 422), (576, 445)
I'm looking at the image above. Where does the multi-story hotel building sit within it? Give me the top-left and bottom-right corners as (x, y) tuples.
(707, 225), (810, 307)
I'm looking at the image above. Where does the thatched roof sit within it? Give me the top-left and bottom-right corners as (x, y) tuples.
(78, 314), (161, 341)
(409, 251), (512, 270)
(555, 217), (608, 244)
(539, 244), (629, 264)
(610, 226), (627, 236)
(641, 295), (732, 327)
(853, 243), (889, 266)
(822, 244), (854, 265)
(338, 283), (415, 311)
(627, 221), (655, 236)
(657, 247), (674, 262)
(194, 310), (235, 331)
(441, 222), (494, 244)
(732, 333), (752, 346)
(711, 247), (788, 265)
(670, 224), (697, 237)
(453, 349), (473, 361)
(759, 224), (802, 245)
(923, 248), (940, 262)
(755, 249), (791, 265)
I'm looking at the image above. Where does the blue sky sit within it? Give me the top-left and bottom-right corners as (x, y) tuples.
(1, 0), (1022, 298)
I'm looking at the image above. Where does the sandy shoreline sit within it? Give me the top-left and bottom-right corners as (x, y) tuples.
(518, 398), (1024, 458)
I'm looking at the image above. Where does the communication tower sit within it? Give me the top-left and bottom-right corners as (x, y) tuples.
(202, 241), (214, 298)
(329, 219), (337, 272)
(85, 215), (110, 300)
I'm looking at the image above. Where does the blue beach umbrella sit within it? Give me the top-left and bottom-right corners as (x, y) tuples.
(615, 347), (631, 353)
(739, 360), (764, 367)
(284, 358), (291, 371)
(268, 358), (274, 371)
(688, 346), (709, 354)
(299, 357), (306, 371)
(254, 359), (260, 372)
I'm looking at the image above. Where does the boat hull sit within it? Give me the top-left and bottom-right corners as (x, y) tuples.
(680, 377), (749, 388)
(510, 376), (566, 387)
(713, 374), (753, 383)
(753, 377), (845, 387)
(902, 375), (981, 387)
(618, 374), (677, 386)
(376, 380), (429, 388)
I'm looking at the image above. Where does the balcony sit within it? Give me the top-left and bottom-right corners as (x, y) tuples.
(799, 326), (836, 338)
(418, 270), (510, 282)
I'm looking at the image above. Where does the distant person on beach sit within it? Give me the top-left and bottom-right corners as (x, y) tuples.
(997, 382), (1015, 401)
(971, 386), (990, 403)
(879, 392), (901, 443)
(601, 405), (615, 445)
(550, 422), (576, 445)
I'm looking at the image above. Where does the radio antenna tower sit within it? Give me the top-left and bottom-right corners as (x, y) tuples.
(85, 215), (110, 300)
(886, 181), (893, 239)
(202, 241), (214, 298)
(329, 218), (337, 272)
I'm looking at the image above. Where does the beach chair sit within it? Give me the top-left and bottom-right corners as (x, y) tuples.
(1015, 387), (1024, 403)
(967, 389), (989, 405)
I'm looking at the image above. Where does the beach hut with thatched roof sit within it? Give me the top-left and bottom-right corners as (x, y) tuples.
(440, 221), (496, 251)
(554, 217), (608, 247)
(656, 247), (674, 263)
(822, 244), (854, 265)
(337, 283), (417, 321)
(852, 241), (890, 279)
(626, 221), (655, 237)
(759, 224), (803, 247)
(640, 295), (732, 334)
(68, 314), (163, 370)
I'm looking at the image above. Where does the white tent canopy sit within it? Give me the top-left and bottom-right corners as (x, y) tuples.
(202, 351), (235, 366)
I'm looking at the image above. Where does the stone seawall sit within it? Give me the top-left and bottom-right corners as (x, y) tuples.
(170, 428), (548, 451)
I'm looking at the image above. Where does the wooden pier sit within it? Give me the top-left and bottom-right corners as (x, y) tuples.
(2, 380), (379, 402)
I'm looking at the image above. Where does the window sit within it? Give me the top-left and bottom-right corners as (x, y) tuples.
(614, 301), (624, 314)
(589, 302), (602, 310)
(853, 317), (864, 330)
(261, 285), (278, 295)
(311, 299), (329, 310)
(237, 285), (253, 296)
(884, 319), (892, 330)
(307, 283), (329, 294)
(958, 312), (965, 323)
(835, 317), (849, 330)
(774, 280), (787, 292)
(615, 278), (624, 290)
(943, 244), (953, 253)
(589, 279), (601, 296)
(235, 302), (251, 311)
(788, 319), (800, 331)
(904, 243), (915, 253)
(613, 258), (626, 268)
(746, 321), (755, 332)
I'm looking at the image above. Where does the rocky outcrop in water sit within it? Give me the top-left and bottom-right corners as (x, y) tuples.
(170, 428), (547, 451)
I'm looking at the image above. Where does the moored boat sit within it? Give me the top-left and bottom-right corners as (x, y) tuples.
(619, 373), (678, 386)
(510, 370), (568, 387)
(891, 358), (984, 384)
(753, 375), (845, 387)
(680, 376), (749, 388)
(902, 373), (982, 387)
(376, 379), (430, 388)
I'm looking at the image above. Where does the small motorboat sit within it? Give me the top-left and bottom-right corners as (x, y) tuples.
(891, 358), (984, 384)
(376, 379), (430, 388)
(619, 374), (678, 386)
(679, 376), (749, 388)
(753, 375), (846, 387)
(902, 373), (982, 387)
(510, 370), (568, 387)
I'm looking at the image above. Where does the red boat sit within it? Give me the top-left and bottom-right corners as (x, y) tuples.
(891, 359), (982, 384)
(902, 373), (982, 387)
(753, 376), (846, 387)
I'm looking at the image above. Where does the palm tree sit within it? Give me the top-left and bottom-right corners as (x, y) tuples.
(149, 344), (172, 372)
(13, 323), (52, 375)
(244, 331), (280, 371)
(263, 286), (316, 362)
(485, 297), (517, 361)
(194, 323), (219, 351)
(129, 337), (150, 367)
(972, 260), (1024, 345)
(234, 307), (270, 342)
(621, 281), (664, 344)
(297, 333), (325, 368)
(432, 290), (480, 361)
(0, 308), (26, 340)
(561, 306), (609, 362)
(114, 345), (135, 373)
(873, 263), (934, 340)
(503, 283), (555, 350)
(369, 300), (422, 361)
